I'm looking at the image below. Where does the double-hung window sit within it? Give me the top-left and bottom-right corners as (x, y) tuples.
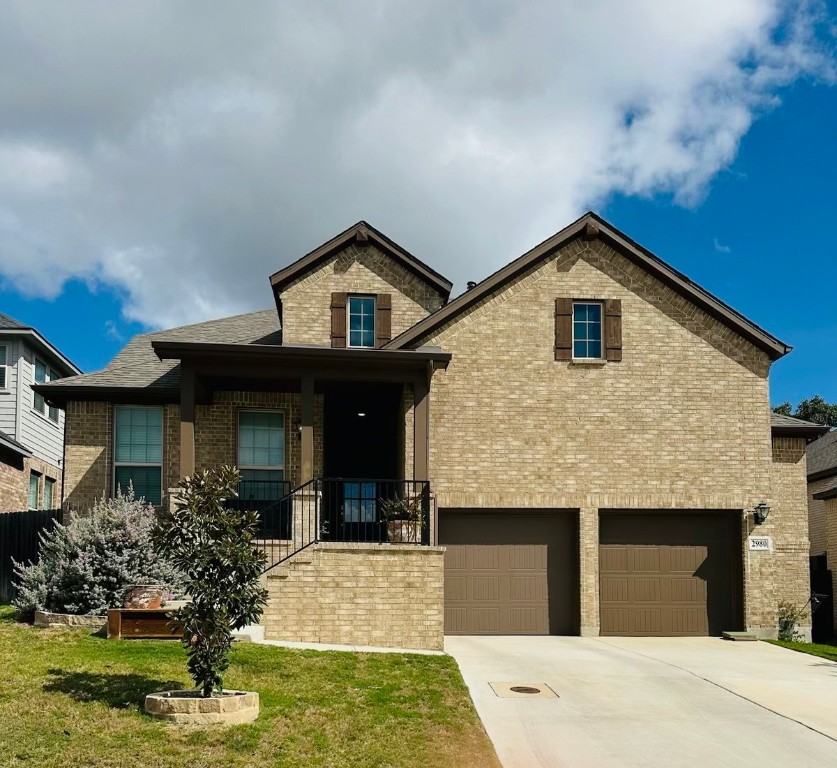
(572, 302), (603, 359)
(44, 477), (56, 509)
(33, 359), (60, 422)
(28, 473), (39, 510)
(0, 345), (7, 389)
(114, 406), (163, 505)
(347, 296), (376, 348)
(238, 411), (285, 501)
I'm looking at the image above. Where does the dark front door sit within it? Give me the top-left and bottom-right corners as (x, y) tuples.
(322, 382), (401, 542)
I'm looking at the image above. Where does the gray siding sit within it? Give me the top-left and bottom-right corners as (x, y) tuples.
(0, 336), (20, 438)
(18, 342), (65, 467)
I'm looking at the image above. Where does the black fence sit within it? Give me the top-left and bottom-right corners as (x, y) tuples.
(0, 508), (62, 604)
(811, 554), (834, 643)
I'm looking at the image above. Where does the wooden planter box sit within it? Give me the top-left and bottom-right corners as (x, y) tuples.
(107, 608), (181, 640)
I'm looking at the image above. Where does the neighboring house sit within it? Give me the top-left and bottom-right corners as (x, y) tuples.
(35, 212), (820, 648)
(0, 313), (81, 512)
(807, 429), (837, 632)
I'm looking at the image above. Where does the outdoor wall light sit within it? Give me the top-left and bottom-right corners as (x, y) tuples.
(753, 501), (771, 525)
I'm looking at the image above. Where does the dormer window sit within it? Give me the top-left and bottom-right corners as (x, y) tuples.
(348, 296), (376, 348)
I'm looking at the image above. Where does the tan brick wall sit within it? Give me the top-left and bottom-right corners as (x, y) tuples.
(262, 543), (445, 650)
(64, 401), (111, 512)
(421, 236), (804, 637)
(280, 243), (446, 346)
(809, 474), (837, 556)
(0, 454), (62, 512)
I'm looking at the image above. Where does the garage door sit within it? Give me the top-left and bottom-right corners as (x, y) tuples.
(599, 512), (740, 637)
(439, 511), (578, 635)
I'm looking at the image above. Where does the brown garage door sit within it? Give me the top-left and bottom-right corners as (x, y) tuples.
(439, 510), (578, 635)
(599, 512), (741, 637)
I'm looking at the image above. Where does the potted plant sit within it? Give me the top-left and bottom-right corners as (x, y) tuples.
(379, 495), (425, 543)
(147, 466), (267, 725)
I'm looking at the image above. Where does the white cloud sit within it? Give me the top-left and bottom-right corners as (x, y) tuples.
(714, 238), (733, 254)
(0, 0), (833, 328)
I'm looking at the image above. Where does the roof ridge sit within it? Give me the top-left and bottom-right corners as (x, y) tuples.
(146, 307), (276, 337)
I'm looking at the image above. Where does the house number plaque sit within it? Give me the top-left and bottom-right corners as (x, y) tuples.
(748, 536), (773, 552)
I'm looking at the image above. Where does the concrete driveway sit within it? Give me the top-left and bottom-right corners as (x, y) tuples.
(446, 635), (837, 768)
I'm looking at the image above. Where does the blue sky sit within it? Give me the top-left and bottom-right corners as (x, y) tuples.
(0, 2), (834, 408)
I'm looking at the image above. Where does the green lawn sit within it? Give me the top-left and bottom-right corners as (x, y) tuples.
(0, 607), (498, 768)
(765, 639), (837, 663)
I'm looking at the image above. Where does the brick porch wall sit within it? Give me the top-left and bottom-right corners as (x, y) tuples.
(262, 543), (445, 651)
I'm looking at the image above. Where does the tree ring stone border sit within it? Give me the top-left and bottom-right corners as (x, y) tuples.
(144, 690), (259, 725)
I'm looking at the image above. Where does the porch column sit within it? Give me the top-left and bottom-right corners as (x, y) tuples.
(301, 373), (314, 483)
(413, 366), (430, 482)
(179, 363), (196, 478)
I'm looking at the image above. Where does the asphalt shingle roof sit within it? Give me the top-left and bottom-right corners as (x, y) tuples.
(770, 413), (825, 429)
(0, 312), (29, 330)
(41, 309), (280, 392)
(808, 429), (837, 477)
(0, 429), (32, 457)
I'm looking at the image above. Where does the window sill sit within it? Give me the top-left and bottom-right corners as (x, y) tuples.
(30, 408), (60, 428)
(570, 358), (607, 366)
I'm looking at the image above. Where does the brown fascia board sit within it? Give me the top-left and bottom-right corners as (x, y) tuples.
(813, 485), (837, 501)
(152, 340), (451, 369)
(386, 212), (791, 360)
(772, 424), (832, 440)
(268, 221), (453, 300)
(809, 466), (837, 482)
(31, 384), (178, 407)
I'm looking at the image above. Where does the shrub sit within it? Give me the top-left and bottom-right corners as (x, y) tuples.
(777, 600), (807, 642)
(12, 487), (185, 618)
(152, 466), (267, 697)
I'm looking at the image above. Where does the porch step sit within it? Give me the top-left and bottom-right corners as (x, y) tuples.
(722, 631), (758, 641)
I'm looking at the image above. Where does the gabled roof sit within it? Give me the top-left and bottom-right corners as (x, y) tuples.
(269, 221), (453, 301)
(0, 311), (81, 375)
(771, 412), (831, 440)
(385, 212), (791, 360)
(808, 429), (837, 480)
(34, 309), (280, 405)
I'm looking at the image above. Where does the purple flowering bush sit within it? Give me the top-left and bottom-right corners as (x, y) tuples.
(12, 487), (184, 618)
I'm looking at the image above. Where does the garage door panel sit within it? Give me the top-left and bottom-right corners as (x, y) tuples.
(440, 511), (578, 635)
(600, 512), (738, 637)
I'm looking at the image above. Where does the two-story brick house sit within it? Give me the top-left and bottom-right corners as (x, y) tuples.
(35, 213), (819, 648)
(0, 313), (81, 512)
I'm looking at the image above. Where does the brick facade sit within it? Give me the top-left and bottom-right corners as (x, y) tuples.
(0, 453), (62, 512)
(279, 243), (445, 346)
(808, 474), (837, 556)
(263, 543), (445, 650)
(826, 497), (837, 633)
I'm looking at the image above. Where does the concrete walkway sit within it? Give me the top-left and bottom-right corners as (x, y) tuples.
(446, 635), (837, 768)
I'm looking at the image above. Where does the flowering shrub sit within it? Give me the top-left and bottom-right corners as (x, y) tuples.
(12, 487), (184, 618)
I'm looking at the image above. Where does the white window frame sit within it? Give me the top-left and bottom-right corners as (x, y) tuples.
(237, 409), (286, 479)
(572, 301), (605, 360)
(32, 358), (61, 422)
(0, 343), (8, 390)
(347, 295), (377, 349)
(112, 405), (164, 505)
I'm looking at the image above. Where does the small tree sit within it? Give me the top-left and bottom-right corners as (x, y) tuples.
(153, 466), (267, 697)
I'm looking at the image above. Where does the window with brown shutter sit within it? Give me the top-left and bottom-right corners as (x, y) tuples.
(375, 293), (392, 347)
(604, 299), (623, 361)
(330, 292), (347, 348)
(554, 298), (573, 360)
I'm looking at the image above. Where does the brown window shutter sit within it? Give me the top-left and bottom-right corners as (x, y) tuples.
(605, 299), (623, 362)
(375, 293), (392, 347)
(330, 292), (347, 348)
(554, 298), (573, 361)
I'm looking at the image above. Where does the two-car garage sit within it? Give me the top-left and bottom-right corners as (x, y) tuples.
(439, 509), (743, 638)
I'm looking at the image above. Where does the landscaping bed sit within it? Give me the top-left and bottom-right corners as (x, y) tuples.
(0, 606), (498, 767)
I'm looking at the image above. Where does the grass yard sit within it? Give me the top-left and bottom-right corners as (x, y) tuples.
(766, 639), (837, 663)
(0, 607), (498, 768)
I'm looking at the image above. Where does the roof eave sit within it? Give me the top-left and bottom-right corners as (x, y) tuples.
(771, 425), (831, 439)
(0, 328), (82, 375)
(0, 434), (33, 458)
(812, 486), (837, 501)
(32, 383), (179, 407)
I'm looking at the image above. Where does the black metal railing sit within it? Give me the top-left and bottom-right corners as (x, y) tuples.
(228, 480), (292, 539)
(243, 478), (432, 573)
(319, 479), (431, 546)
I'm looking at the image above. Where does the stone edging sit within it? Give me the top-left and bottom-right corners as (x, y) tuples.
(34, 610), (107, 629)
